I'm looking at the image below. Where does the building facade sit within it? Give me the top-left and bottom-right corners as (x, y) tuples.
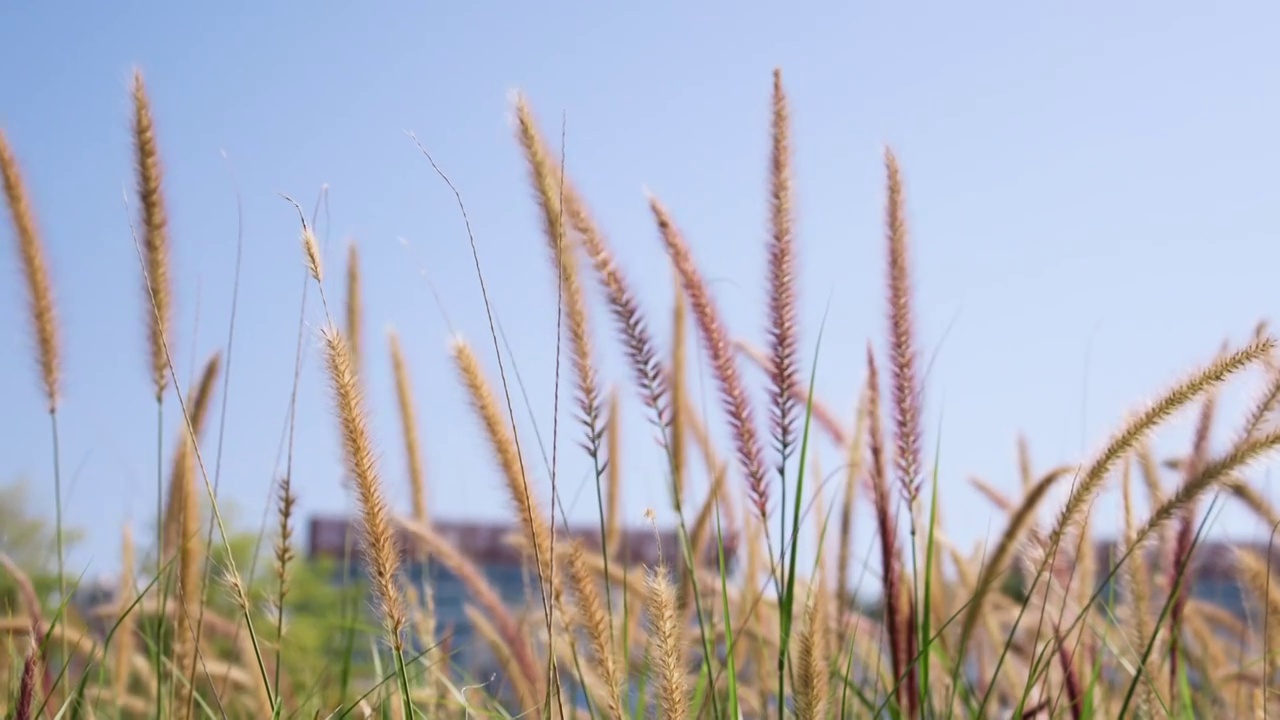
(1090, 538), (1278, 620)
(307, 515), (738, 688)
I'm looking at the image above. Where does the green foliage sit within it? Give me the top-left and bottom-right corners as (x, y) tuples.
(0, 478), (82, 608)
(210, 516), (378, 695)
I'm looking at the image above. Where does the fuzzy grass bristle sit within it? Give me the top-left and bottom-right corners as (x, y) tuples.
(389, 330), (428, 524)
(795, 589), (829, 720)
(112, 524), (138, 699)
(170, 353), (220, 720)
(345, 242), (363, 375)
(300, 225), (322, 283)
(273, 474), (297, 601)
(0, 130), (60, 412)
(645, 563), (689, 720)
(449, 335), (553, 582)
(512, 96), (673, 432)
(1047, 336), (1275, 557)
(864, 345), (911, 714)
(651, 194), (771, 523)
(162, 351), (221, 558)
(15, 635), (37, 720)
(566, 540), (623, 718)
(766, 67), (800, 467)
(131, 69), (173, 402)
(515, 97), (608, 469)
(605, 387), (622, 554)
(882, 147), (925, 504)
(321, 325), (407, 649)
(670, 264), (689, 505)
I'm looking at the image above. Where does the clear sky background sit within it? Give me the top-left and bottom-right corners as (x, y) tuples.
(1, 2), (1278, 587)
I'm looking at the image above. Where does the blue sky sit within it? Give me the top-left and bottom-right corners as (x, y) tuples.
(1, 2), (1278, 586)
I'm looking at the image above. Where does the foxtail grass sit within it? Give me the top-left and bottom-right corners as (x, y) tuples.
(0, 127), (67, 679)
(6, 65), (1280, 720)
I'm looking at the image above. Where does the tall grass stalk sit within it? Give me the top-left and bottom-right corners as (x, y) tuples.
(7, 66), (1280, 720)
(0, 127), (67, 683)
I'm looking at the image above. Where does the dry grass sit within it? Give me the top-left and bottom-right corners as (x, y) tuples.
(645, 562), (689, 720)
(389, 330), (429, 525)
(321, 325), (407, 652)
(0, 129), (59, 412)
(131, 68), (173, 404)
(2, 67), (1280, 720)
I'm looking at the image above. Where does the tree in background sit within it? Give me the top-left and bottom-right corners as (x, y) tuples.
(0, 478), (83, 611)
(0, 476), (373, 704)
(204, 514), (376, 695)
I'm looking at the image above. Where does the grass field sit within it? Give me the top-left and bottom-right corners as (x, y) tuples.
(3, 67), (1280, 719)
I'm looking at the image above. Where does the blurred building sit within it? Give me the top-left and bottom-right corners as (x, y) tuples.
(70, 574), (118, 638)
(1007, 537), (1280, 626)
(307, 514), (738, 688)
(1090, 538), (1279, 620)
